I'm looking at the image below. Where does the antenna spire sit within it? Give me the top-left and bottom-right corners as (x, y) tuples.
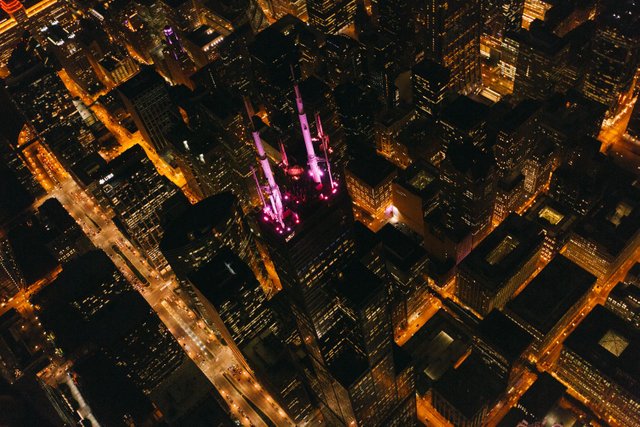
(293, 83), (323, 184)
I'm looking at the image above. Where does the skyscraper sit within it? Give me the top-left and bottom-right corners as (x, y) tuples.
(439, 142), (496, 246)
(99, 145), (181, 273)
(307, 0), (356, 34)
(582, 2), (640, 113)
(160, 192), (271, 290)
(509, 24), (570, 101)
(0, 236), (24, 304)
(271, 0), (308, 20)
(187, 248), (280, 358)
(421, 0), (481, 94)
(378, 0), (415, 39)
(412, 58), (450, 118)
(317, 261), (415, 426)
(34, 251), (185, 394)
(117, 67), (180, 153)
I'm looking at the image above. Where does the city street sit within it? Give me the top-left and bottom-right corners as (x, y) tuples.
(18, 107), (294, 426)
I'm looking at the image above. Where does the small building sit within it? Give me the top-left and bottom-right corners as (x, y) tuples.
(345, 154), (397, 228)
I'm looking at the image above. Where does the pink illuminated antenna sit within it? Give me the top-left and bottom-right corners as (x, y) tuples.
(279, 140), (289, 169)
(251, 166), (267, 209)
(293, 83), (323, 184)
(315, 112), (335, 189)
(245, 100), (285, 227)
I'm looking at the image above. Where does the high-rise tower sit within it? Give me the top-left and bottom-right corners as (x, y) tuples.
(421, 0), (481, 94)
(307, 0), (357, 34)
(252, 91), (416, 425)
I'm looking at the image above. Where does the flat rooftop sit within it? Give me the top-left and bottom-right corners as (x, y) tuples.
(563, 305), (639, 397)
(186, 25), (223, 48)
(440, 95), (490, 132)
(187, 248), (257, 308)
(524, 195), (577, 236)
(460, 214), (544, 292)
(404, 310), (471, 385)
(117, 67), (164, 99)
(518, 372), (566, 419)
(445, 142), (493, 180)
(507, 255), (595, 335)
(433, 352), (505, 420)
(477, 310), (533, 364)
(346, 154), (396, 188)
(160, 192), (238, 253)
(413, 58), (450, 87)
(573, 185), (640, 257)
(377, 224), (427, 272)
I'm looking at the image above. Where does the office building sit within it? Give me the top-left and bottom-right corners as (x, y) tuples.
(522, 137), (554, 198)
(41, 21), (102, 94)
(421, 0), (481, 93)
(334, 83), (377, 157)
(307, 0), (356, 35)
(440, 142), (496, 246)
(392, 161), (440, 238)
(187, 249), (280, 362)
(403, 309), (471, 388)
(33, 251), (185, 394)
(271, 0), (307, 20)
(117, 67), (180, 153)
(378, 0), (415, 38)
(36, 198), (94, 264)
(438, 96), (490, 151)
(556, 305), (640, 426)
(606, 267), (640, 330)
(522, 0), (553, 29)
(374, 109), (414, 169)
(376, 224), (430, 336)
(563, 185), (640, 279)
(322, 34), (365, 86)
(189, 88), (256, 209)
(412, 59), (450, 119)
(0, 308), (47, 383)
(493, 100), (540, 178)
(167, 124), (233, 201)
(473, 310), (533, 383)
(523, 195), (577, 262)
(0, 236), (23, 304)
(626, 96), (640, 142)
(319, 261), (416, 426)
(493, 172), (525, 224)
(582, 2), (640, 113)
(345, 154), (397, 226)
(509, 24), (569, 101)
(5, 45), (77, 138)
(502, 0), (525, 33)
(457, 214), (544, 316)
(160, 192), (270, 289)
(99, 145), (181, 273)
(498, 372), (566, 426)
(431, 352), (505, 427)
(248, 26), (299, 128)
(505, 255), (595, 353)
